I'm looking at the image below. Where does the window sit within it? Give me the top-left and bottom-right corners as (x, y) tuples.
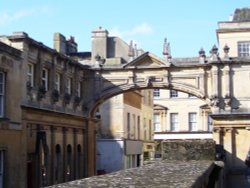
(0, 150), (3, 188)
(153, 89), (160, 98)
(154, 114), (161, 132)
(132, 114), (136, 139)
(170, 113), (179, 131)
(27, 63), (34, 87)
(55, 73), (61, 92)
(55, 145), (61, 183)
(238, 42), (250, 57)
(127, 113), (130, 139)
(66, 78), (72, 94)
(0, 72), (5, 118)
(189, 113), (197, 131)
(208, 114), (213, 132)
(76, 82), (81, 97)
(42, 68), (49, 91)
(170, 90), (178, 98)
(66, 145), (72, 181)
(137, 116), (140, 139)
(188, 93), (196, 98)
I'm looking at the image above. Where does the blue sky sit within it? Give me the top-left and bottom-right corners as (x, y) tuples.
(0, 1), (249, 57)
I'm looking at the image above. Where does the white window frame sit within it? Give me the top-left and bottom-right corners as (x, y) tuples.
(55, 73), (61, 92)
(170, 113), (179, 131)
(238, 41), (250, 57)
(189, 112), (197, 131)
(170, 90), (178, 98)
(208, 114), (213, 132)
(42, 68), (49, 91)
(153, 89), (160, 98)
(27, 63), (34, 87)
(0, 72), (5, 118)
(66, 78), (72, 94)
(0, 150), (4, 188)
(154, 114), (161, 132)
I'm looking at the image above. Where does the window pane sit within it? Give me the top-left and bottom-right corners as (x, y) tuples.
(170, 90), (178, 98)
(154, 114), (161, 132)
(170, 113), (179, 131)
(189, 113), (197, 131)
(238, 42), (250, 57)
(153, 89), (160, 98)
(42, 69), (48, 91)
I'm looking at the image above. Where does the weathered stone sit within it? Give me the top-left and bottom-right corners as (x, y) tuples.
(46, 160), (215, 188)
(161, 139), (215, 161)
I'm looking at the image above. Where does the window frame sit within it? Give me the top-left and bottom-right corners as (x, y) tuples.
(66, 77), (72, 95)
(0, 72), (5, 118)
(189, 112), (197, 131)
(27, 63), (34, 87)
(208, 114), (213, 132)
(42, 68), (49, 91)
(154, 113), (161, 132)
(153, 89), (160, 98)
(170, 113), (179, 131)
(170, 90), (178, 98)
(76, 82), (81, 97)
(238, 41), (250, 57)
(55, 73), (61, 92)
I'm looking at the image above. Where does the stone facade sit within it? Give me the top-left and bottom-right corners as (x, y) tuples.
(215, 10), (250, 173)
(0, 32), (96, 188)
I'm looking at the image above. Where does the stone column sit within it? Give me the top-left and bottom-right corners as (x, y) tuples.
(211, 66), (219, 97)
(50, 127), (56, 184)
(223, 65), (231, 111)
(224, 128), (234, 171)
(223, 65), (230, 97)
(82, 129), (87, 178)
(86, 119), (97, 177)
(213, 127), (223, 145)
(62, 127), (67, 181)
(73, 128), (77, 179)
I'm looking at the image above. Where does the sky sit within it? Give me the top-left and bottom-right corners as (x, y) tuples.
(0, 1), (249, 57)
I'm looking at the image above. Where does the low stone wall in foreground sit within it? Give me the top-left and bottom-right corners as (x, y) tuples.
(46, 160), (215, 188)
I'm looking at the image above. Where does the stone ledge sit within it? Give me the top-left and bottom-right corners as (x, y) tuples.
(46, 160), (215, 188)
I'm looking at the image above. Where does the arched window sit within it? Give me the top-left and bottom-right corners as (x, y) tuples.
(66, 145), (72, 180)
(55, 144), (61, 183)
(77, 144), (82, 178)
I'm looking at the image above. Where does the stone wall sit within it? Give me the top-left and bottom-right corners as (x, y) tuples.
(161, 139), (216, 161)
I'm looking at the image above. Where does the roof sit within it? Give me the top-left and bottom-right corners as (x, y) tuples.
(233, 8), (250, 22)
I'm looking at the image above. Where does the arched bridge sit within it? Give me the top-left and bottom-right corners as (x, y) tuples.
(85, 52), (247, 117)
(84, 51), (250, 174)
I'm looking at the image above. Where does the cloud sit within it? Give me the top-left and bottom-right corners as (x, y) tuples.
(132, 23), (153, 35)
(109, 23), (153, 38)
(0, 6), (49, 26)
(109, 23), (153, 48)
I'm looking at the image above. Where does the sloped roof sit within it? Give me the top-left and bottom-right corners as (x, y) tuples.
(154, 104), (169, 110)
(123, 52), (170, 68)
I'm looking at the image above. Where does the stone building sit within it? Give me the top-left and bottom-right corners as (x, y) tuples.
(0, 32), (96, 188)
(214, 7), (250, 173)
(0, 41), (24, 188)
(152, 40), (213, 158)
(91, 27), (154, 173)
